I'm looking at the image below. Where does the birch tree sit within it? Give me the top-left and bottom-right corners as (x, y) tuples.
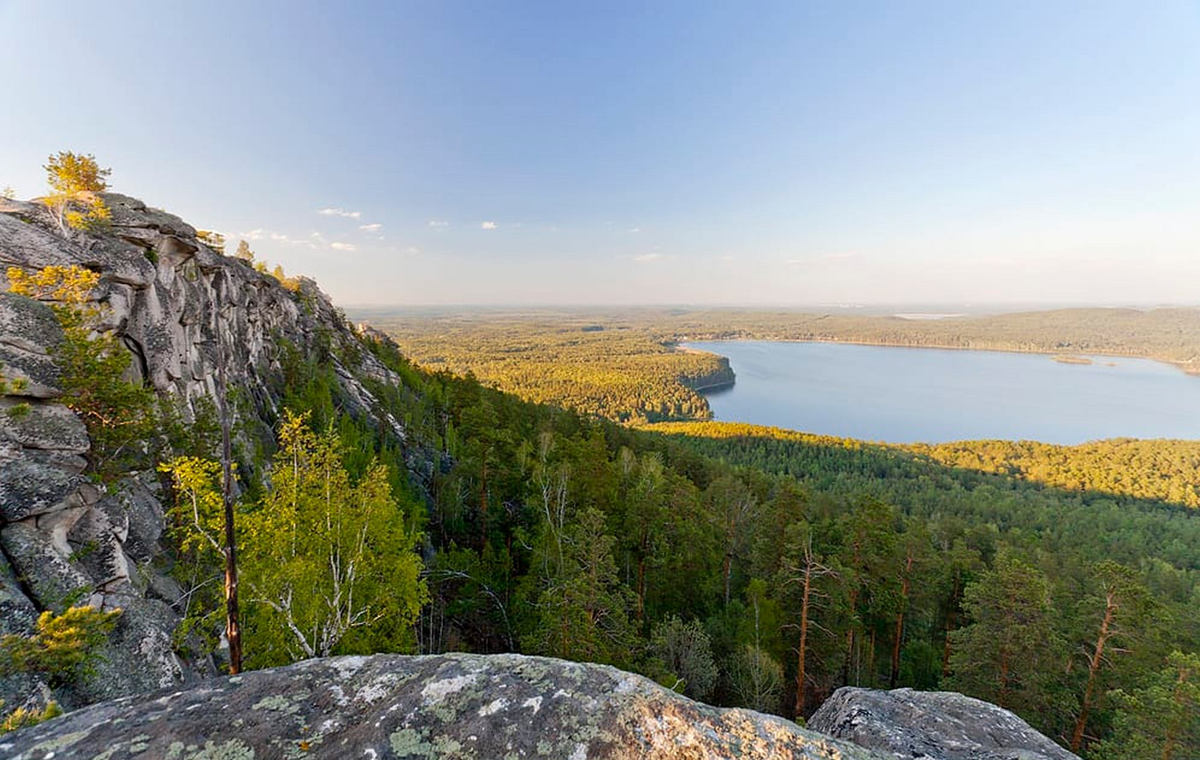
(243, 411), (425, 663)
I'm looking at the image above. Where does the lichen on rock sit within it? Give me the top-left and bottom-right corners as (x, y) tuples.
(0, 653), (887, 759)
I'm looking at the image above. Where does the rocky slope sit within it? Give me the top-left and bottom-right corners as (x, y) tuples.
(1, 652), (885, 760)
(809, 687), (1080, 760)
(0, 194), (423, 712)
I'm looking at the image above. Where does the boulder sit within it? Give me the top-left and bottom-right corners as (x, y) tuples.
(103, 473), (164, 563)
(0, 400), (89, 453)
(0, 457), (82, 522)
(0, 521), (94, 613)
(0, 292), (62, 354)
(66, 506), (132, 593)
(63, 595), (189, 706)
(807, 686), (1079, 760)
(0, 550), (38, 636)
(0, 653), (887, 759)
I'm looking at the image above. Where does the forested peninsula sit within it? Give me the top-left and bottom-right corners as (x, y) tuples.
(364, 306), (1200, 423)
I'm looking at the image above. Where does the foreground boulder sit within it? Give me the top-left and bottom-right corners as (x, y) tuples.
(808, 686), (1078, 760)
(2, 653), (885, 759)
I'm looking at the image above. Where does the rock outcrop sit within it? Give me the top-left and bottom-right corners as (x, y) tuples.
(808, 686), (1079, 760)
(1, 653), (886, 759)
(0, 195), (427, 713)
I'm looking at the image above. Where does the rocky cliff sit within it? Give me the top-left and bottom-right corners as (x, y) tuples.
(0, 194), (422, 712)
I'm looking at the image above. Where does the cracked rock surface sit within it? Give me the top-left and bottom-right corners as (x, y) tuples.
(808, 686), (1079, 760)
(1, 653), (886, 760)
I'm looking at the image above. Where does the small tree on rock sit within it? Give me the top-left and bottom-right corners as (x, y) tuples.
(41, 152), (112, 233)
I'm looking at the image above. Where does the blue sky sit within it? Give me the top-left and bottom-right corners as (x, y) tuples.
(2, 1), (1198, 306)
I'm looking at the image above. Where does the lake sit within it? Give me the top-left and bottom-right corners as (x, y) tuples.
(683, 341), (1200, 444)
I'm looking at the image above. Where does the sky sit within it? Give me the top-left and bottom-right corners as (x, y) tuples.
(1, 1), (1198, 307)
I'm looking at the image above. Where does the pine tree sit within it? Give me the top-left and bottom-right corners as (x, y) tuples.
(527, 508), (638, 667)
(779, 521), (838, 716)
(947, 551), (1065, 722)
(1070, 561), (1154, 753)
(1093, 651), (1199, 760)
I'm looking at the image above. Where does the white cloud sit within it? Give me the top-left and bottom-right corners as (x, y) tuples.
(429, 220), (449, 229)
(822, 252), (859, 261)
(634, 252), (663, 262)
(628, 227), (642, 233)
(481, 221), (498, 230)
(318, 207), (362, 219)
(405, 246), (421, 254)
(359, 223), (383, 232)
(239, 229), (316, 248)
(331, 242), (357, 251)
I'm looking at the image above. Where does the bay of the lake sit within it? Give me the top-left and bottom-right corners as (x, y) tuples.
(683, 341), (1200, 444)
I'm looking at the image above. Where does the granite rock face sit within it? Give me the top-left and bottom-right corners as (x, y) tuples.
(807, 686), (1079, 760)
(0, 653), (886, 760)
(0, 194), (428, 713)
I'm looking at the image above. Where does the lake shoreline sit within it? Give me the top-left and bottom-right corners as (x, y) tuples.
(670, 337), (1199, 378)
(673, 339), (1200, 444)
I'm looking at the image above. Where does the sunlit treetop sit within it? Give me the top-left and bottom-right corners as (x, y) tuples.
(44, 152), (110, 197)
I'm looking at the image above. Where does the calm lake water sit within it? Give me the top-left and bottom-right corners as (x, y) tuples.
(683, 341), (1200, 444)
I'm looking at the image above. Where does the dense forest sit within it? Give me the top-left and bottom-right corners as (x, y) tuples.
(361, 340), (1199, 757)
(364, 306), (1200, 423)
(647, 422), (1200, 513)
(353, 307), (1200, 757)
(369, 311), (732, 422)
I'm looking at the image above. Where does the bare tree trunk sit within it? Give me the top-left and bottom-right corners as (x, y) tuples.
(1071, 596), (1116, 753)
(636, 552), (647, 621)
(723, 551), (733, 606)
(891, 550), (914, 688)
(1161, 659), (1191, 760)
(479, 456), (488, 548)
(216, 276), (242, 674)
(795, 564), (812, 717)
(998, 647), (1010, 709)
(791, 536), (836, 718)
(942, 576), (960, 677)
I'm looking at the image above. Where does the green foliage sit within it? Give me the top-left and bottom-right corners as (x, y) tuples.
(725, 644), (784, 714)
(196, 230), (226, 254)
(648, 616), (719, 699)
(41, 151), (112, 233)
(377, 313), (732, 422)
(0, 700), (62, 735)
(159, 456), (226, 557)
(524, 507), (639, 668)
(0, 607), (121, 684)
(946, 551), (1068, 718)
(241, 411), (426, 666)
(1093, 651), (1200, 760)
(233, 239), (255, 262)
(6, 265), (156, 479)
